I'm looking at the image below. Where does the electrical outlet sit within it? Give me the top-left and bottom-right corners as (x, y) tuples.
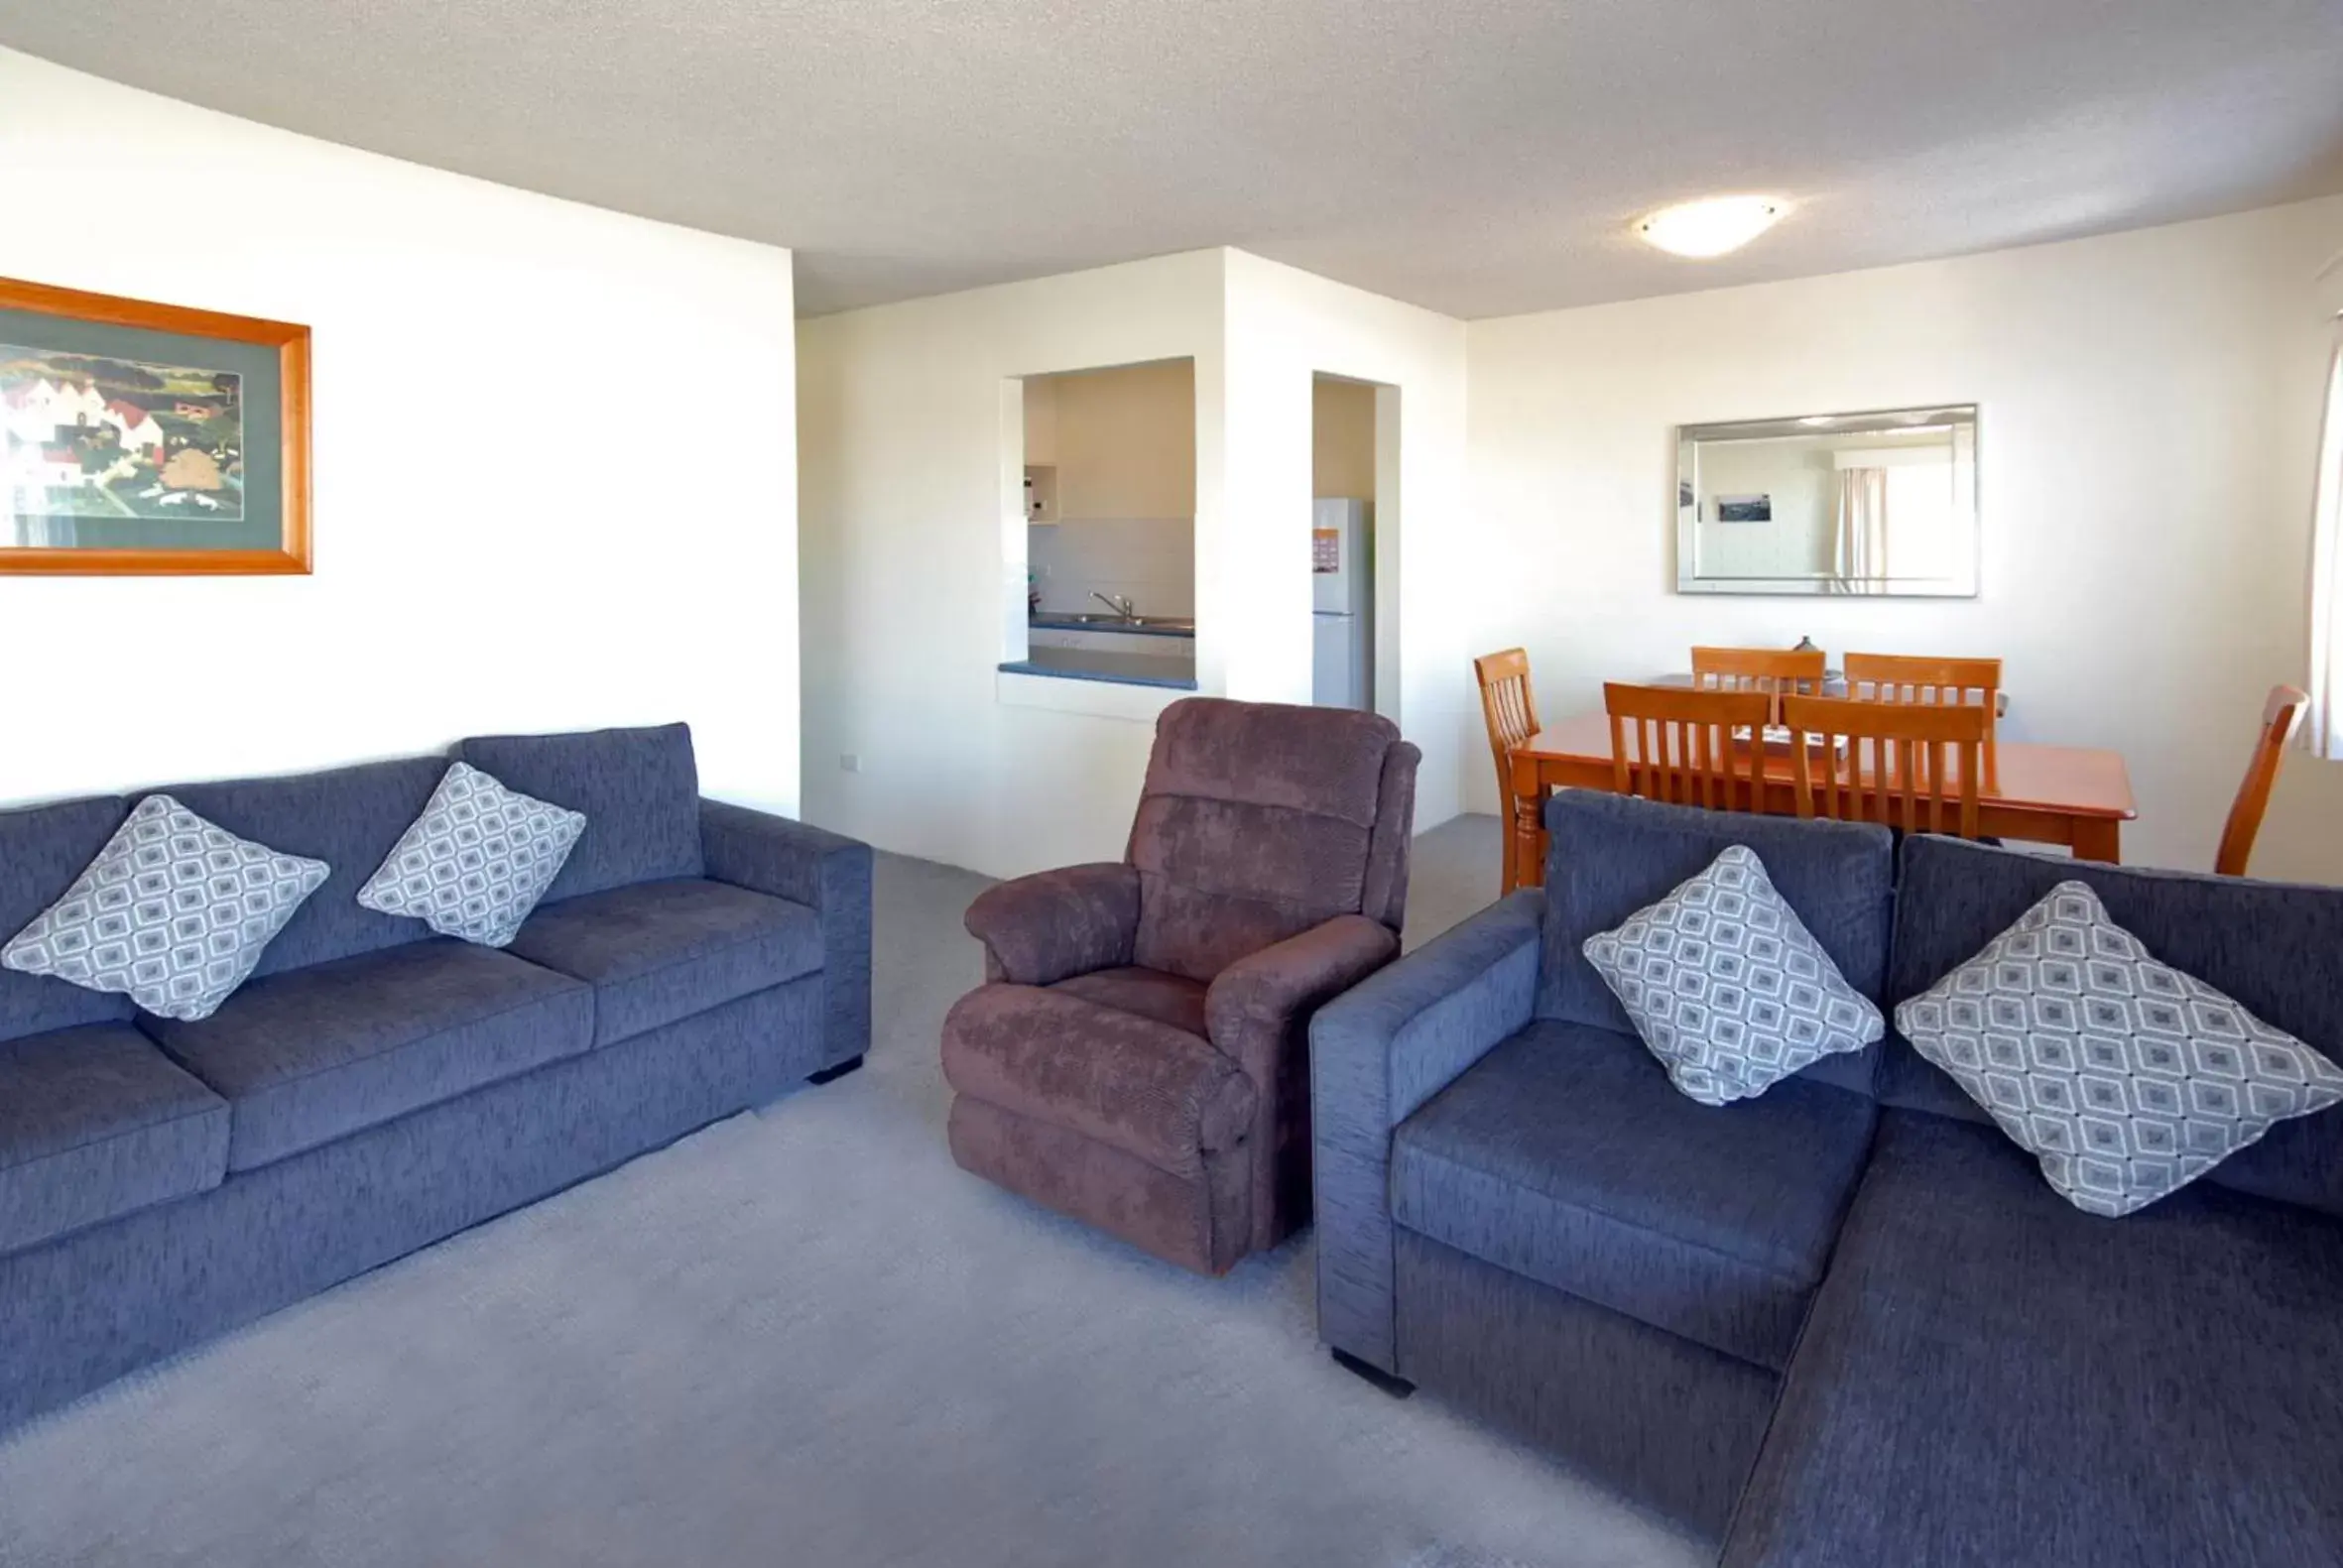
(840, 754), (862, 774)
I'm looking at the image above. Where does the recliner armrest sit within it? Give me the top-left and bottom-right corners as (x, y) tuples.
(1308, 887), (1543, 1373)
(963, 863), (1141, 987)
(1205, 914), (1399, 1089)
(700, 799), (872, 1066)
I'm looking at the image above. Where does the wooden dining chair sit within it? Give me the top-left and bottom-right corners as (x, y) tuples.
(1604, 682), (1775, 814)
(2213, 684), (2309, 877)
(1476, 649), (1541, 893)
(1842, 653), (2004, 777)
(1783, 693), (1989, 839)
(1691, 647), (1827, 726)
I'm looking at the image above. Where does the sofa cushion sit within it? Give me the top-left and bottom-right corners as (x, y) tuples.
(158, 756), (448, 977)
(0, 795), (133, 1044)
(147, 939), (593, 1170)
(358, 762), (587, 948)
(940, 983), (1256, 1178)
(1723, 1109), (2343, 1568)
(0, 1024), (228, 1256)
(1537, 790), (1893, 1098)
(1898, 880), (2343, 1218)
(457, 723), (703, 903)
(1051, 966), (1208, 1038)
(2, 795), (330, 1023)
(505, 879), (823, 1047)
(1391, 1021), (1875, 1370)
(1885, 834), (2343, 1218)
(1584, 846), (1884, 1106)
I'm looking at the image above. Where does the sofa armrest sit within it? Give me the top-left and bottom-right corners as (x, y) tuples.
(1308, 888), (1543, 1374)
(1205, 915), (1400, 1090)
(963, 863), (1140, 987)
(700, 799), (873, 1067)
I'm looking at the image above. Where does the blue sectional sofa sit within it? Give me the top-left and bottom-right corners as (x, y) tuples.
(0, 723), (870, 1433)
(1312, 788), (2343, 1562)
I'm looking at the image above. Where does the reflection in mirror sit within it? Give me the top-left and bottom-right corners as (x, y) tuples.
(1676, 406), (1978, 597)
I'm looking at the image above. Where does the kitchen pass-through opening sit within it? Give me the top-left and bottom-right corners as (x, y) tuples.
(1005, 357), (1198, 691)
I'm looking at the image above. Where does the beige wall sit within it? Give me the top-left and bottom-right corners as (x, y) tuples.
(1465, 194), (2343, 879)
(1313, 377), (1378, 500)
(1035, 359), (1196, 519)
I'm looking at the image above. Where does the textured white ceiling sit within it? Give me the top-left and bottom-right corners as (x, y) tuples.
(8, 1), (2342, 319)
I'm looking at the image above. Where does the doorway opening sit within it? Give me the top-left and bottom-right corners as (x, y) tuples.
(1311, 373), (1398, 717)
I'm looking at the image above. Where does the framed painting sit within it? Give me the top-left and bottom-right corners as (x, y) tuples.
(1, 276), (309, 574)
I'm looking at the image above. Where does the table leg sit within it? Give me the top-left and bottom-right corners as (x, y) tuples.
(2070, 818), (2122, 865)
(1510, 756), (1548, 889)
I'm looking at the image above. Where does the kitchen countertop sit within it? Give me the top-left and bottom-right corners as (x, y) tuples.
(1000, 646), (1198, 690)
(1029, 613), (1195, 640)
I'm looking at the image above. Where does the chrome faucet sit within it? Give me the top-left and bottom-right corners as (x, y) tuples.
(1090, 591), (1137, 621)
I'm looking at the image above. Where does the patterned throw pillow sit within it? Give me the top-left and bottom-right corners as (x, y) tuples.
(357, 762), (585, 947)
(1, 794), (329, 1022)
(1583, 845), (1884, 1106)
(1897, 881), (2343, 1218)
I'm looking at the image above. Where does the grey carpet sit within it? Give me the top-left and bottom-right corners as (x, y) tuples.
(0, 814), (1706, 1568)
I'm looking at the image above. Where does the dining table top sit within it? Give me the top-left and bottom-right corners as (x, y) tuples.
(1515, 710), (2138, 822)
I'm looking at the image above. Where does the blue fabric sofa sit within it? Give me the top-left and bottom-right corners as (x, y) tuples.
(0, 723), (871, 1433)
(1312, 788), (2343, 1561)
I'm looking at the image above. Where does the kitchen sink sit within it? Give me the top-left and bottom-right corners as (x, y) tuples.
(1036, 613), (1196, 631)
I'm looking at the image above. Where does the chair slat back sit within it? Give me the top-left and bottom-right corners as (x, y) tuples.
(1691, 647), (1827, 726)
(1784, 693), (1987, 839)
(2213, 684), (2309, 877)
(1604, 682), (1774, 814)
(1476, 649), (1541, 894)
(1843, 653), (2003, 775)
(1476, 648), (1540, 766)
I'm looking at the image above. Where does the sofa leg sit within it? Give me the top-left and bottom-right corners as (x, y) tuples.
(1331, 1347), (1415, 1398)
(807, 1054), (866, 1086)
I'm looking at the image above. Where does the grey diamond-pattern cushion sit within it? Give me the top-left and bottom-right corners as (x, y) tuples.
(357, 763), (586, 948)
(1583, 844), (1884, 1106)
(0, 794), (329, 1023)
(1896, 880), (2343, 1218)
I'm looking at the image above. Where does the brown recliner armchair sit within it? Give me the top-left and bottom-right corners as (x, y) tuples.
(941, 697), (1420, 1274)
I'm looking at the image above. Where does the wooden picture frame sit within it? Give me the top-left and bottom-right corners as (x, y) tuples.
(1, 276), (310, 574)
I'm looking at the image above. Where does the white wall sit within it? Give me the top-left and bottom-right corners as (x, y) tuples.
(799, 251), (1227, 877)
(1222, 252), (1471, 826)
(1467, 194), (2343, 879)
(800, 247), (1469, 878)
(0, 51), (801, 813)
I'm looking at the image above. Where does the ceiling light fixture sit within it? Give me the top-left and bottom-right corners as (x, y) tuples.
(1636, 195), (1787, 259)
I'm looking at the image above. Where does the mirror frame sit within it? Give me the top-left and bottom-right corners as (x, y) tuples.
(1675, 404), (1979, 598)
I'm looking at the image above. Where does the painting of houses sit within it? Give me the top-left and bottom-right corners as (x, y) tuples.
(2, 345), (246, 533)
(0, 275), (307, 573)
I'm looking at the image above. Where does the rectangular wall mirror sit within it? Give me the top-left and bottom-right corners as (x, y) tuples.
(1676, 405), (1978, 597)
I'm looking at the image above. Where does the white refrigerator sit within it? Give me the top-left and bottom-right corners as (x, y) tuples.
(1311, 499), (1374, 710)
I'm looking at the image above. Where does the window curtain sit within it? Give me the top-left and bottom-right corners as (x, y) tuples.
(1833, 466), (1889, 594)
(2306, 329), (2343, 758)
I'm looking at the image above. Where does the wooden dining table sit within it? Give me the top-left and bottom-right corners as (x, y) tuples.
(1507, 711), (2138, 888)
